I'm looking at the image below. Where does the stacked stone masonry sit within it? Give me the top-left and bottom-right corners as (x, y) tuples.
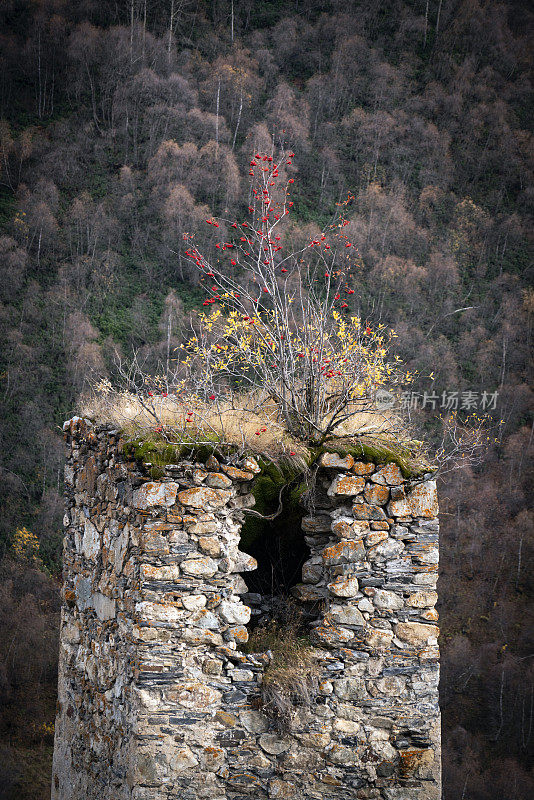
(52, 418), (441, 800)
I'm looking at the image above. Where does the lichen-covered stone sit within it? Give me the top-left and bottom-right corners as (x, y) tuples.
(369, 537), (404, 560)
(226, 624), (249, 643)
(269, 778), (298, 798)
(371, 464), (404, 486)
(223, 550), (257, 573)
(181, 556), (218, 577)
(187, 519), (218, 534)
(320, 452), (355, 469)
(322, 538), (365, 565)
(132, 481), (178, 509)
(205, 472), (233, 489)
(331, 517), (370, 539)
(92, 592), (116, 620)
(311, 624), (354, 647)
(241, 456), (261, 474)
(259, 734), (291, 754)
(388, 480), (438, 518)
(328, 474), (365, 496)
(352, 502), (387, 521)
(198, 536), (221, 557)
(178, 486), (232, 509)
(365, 529), (388, 547)
(221, 464), (255, 481)
(182, 594), (207, 611)
(206, 454), (220, 470)
(291, 584), (329, 602)
(172, 681), (222, 708)
(328, 576), (359, 597)
(352, 461), (376, 475)
(364, 483), (390, 505)
(140, 563), (181, 581)
(189, 609), (220, 629)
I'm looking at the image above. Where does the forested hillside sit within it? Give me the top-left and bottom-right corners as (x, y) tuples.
(0, 1), (532, 797)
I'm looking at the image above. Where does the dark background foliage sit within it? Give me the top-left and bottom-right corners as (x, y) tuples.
(0, 1), (532, 797)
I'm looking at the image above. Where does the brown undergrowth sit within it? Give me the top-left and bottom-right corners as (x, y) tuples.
(245, 613), (320, 732)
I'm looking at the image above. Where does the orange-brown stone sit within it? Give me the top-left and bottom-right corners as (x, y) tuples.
(320, 452), (355, 469)
(351, 461), (376, 476)
(329, 474), (365, 496)
(322, 538), (365, 565)
(221, 465), (255, 481)
(177, 486), (232, 509)
(364, 483), (390, 505)
(371, 463), (404, 486)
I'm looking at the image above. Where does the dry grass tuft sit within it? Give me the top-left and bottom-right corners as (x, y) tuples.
(81, 387), (309, 464)
(80, 384), (413, 469)
(246, 617), (320, 731)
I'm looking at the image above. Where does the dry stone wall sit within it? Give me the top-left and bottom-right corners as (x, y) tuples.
(52, 417), (441, 800)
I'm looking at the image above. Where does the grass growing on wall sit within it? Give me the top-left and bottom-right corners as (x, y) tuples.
(245, 619), (320, 731)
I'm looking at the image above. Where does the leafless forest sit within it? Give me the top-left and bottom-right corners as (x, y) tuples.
(0, 1), (532, 797)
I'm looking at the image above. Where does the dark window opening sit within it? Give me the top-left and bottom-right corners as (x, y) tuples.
(238, 467), (312, 631)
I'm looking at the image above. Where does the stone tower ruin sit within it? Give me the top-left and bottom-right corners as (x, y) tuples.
(52, 417), (441, 800)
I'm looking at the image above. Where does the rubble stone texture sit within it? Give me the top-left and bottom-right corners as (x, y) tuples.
(52, 418), (441, 800)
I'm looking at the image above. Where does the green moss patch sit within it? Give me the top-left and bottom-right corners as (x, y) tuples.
(122, 435), (236, 479)
(315, 434), (433, 479)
